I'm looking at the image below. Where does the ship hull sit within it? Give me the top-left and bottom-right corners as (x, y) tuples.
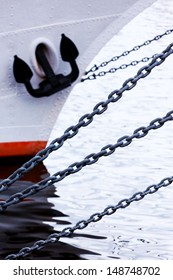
(0, 0), (156, 157)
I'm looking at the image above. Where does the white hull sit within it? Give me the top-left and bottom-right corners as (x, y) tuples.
(0, 0), (156, 157)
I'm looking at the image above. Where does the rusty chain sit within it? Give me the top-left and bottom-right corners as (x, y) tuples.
(1, 42), (173, 194)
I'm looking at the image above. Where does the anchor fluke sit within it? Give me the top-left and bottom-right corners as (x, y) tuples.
(60, 34), (79, 61)
(13, 55), (33, 83)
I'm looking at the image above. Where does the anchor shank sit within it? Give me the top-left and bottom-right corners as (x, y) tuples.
(35, 44), (57, 86)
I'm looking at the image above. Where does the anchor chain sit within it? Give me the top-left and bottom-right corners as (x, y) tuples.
(81, 54), (157, 81)
(83, 28), (173, 79)
(1, 42), (173, 193)
(1, 109), (173, 212)
(5, 174), (173, 259)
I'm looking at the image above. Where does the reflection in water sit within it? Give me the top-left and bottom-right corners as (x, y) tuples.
(0, 159), (99, 259)
(1, 0), (173, 260)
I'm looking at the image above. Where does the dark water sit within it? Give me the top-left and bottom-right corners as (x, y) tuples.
(0, 160), (102, 260)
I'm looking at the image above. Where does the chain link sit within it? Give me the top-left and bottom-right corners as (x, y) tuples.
(1, 109), (173, 212)
(5, 174), (173, 259)
(81, 54), (157, 81)
(83, 28), (173, 77)
(0, 42), (173, 193)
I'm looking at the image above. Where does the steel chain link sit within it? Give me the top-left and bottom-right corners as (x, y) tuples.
(1, 42), (173, 193)
(5, 175), (173, 259)
(81, 54), (157, 81)
(83, 28), (173, 77)
(1, 109), (173, 212)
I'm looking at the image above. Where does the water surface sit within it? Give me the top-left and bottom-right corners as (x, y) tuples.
(1, 0), (173, 259)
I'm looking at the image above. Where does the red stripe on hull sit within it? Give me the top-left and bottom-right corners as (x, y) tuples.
(0, 141), (47, 157)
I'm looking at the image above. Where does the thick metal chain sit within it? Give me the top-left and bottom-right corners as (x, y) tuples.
(81, 54), (157, 81)
(1, 43), (173, 193)
(1, 109), (173, 212)
(83, 28), (173, 77)
(5, 174), (173, 259)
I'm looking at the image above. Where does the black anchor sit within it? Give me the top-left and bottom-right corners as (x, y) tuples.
(13, 34), (79, 98)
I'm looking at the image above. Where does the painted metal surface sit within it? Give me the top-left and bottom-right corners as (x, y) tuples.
(0, 0), (156, 156)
